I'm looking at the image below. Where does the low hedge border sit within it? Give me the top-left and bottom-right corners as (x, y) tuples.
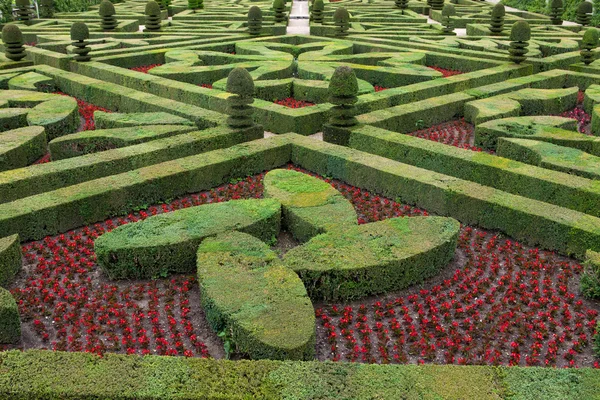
(0, 287), (20, 344)
(197, 232), (315, 361)
(0, 126), (47, 172)
(346, 124), (600, 218)
(0, 234), (20, 288)
(1, 349), (600, 399)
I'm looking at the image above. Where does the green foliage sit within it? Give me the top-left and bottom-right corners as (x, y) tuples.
(312, 0), (324, 22)
(0, 287), (20, 344)
(328, 66), (359, 127)
(548, 0), (563, 24)
(510, 20), (531, 42)
(197, 232), (315, 360)
(576, 0), (592, 25)
(581, 250), (600, 299)
(489, 4), (505, 35)
(145, 0), (162, 31)
(70, 21), (89, 41)
(2, 24), (23, 44)
(333, 7), (350, 36)
(248, 6), (263, 35)
(284, 216), (460, 301)
(273, 0), (286, 22)
(39, 0), (54, 18)
(95, 198), (282, 279)
(0, 234), (20, 287)
(226, 67), (255, 128)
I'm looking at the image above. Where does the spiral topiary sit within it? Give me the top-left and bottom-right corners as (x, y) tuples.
(576, 1), (592, 26)
(328, 66), (358, 127)
(99, 0), (118, 31)
(311, 0), (324, 23)
(226, 68), (255, 129)
(508, 21), (530, 64)
(333, 7), (350, 37)
(430, 0), (444, 11)
(39, 0), (54, 18)
(248, 6), (262, 36)
(441, 4), (455, 34)
(15, 0), (33, 22)
(548, 0), (563, 25)
(145, 1), (162, 31)
(2, 24), (26, 62)
(273, 0), (286, 22)
(581, 28), (599, 65)
(70, 22), (91, 62)
(394, 0), (408, 10)
(489, 3), (505, 35)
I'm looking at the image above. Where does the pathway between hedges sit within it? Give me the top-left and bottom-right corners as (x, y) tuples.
(287, 0), (310, 34)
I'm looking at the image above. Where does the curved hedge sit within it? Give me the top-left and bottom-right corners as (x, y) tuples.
(0, 234), (20, 287)
(95, 198), (282, 279)
(197, 232), (315, 360)
(0, 288), (19, 344)
(0, 126), (46, 172)
(264, 168), (357, 242)
(284, 216), (460, 301)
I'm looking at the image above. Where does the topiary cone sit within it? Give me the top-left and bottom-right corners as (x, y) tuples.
(508, 21), (530, 64)
(333, 7), (350, 37)
(39, 0), (54, 18)
(328, 66), (358, 127)
(548, 0), (563, 25)
(70, 22), (91, 62)
(430, 0), (444, 11)
(15, 0), (33, 22)
(576, 1), (592, 26)
(99, 0), (118, 31)
(145, 0), (162, 31)
(2, 24), (26, 62)
(489, 4), (505, 35)
(248, 6), (263, 36)
(581, 28), (599, 65)
(226, 67), (255, 129)
(312, 0), (324, 23)
(441, 4), (455, 34)
(273, 0), (287, 22)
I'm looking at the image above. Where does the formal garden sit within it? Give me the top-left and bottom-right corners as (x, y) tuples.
(2, 0), (600, 397)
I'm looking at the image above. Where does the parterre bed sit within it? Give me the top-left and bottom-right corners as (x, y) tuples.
(6, 164), (599, 368)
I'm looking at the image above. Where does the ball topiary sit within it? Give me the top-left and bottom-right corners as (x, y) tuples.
(70, 22), (91, 62)
(509, 21), (530, 64)
(273, 0), (286, 23)
(99, 0), (118, 31)
(548, 0), (563, 25)
(145, 1), (162, 31)
(39, 0), (54, 18)
(333, 7), (350, 37)
(248, 6), (263, 36)
(15, 0), (33, 22)
(328, 65), (358, 127)
(489, 4), (505, 35)
(576, 1), (592, 26)
(226, 67), (255, 129)
(581, 28), (599, 65)
(441, 3), (455, 34)
(312, 0), (324, 23)
(2, 24), (26, 62)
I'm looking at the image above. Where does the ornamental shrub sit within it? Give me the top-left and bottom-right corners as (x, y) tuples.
(145, 0), (162, 31)
(489, 3), (505, 35)
(333, 7), (350, 37)
(2, 24), (26, 61)
(70, 22), (91, 61)
(0, 287), (20, 344)
(509, 21), (530, 64)
(99, 0), (118, 30)
(311, 0), (324, 23)
(548, 0), (563, 25)
(273, 0), (286, 22)
(576, 1), (592, 25)
(328, 66), (358, 127)
(226, 67), (255, 128)
(248, 6), (262, 35)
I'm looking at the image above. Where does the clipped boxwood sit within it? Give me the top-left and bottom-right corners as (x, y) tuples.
(0, 234), (20, 287)
(197, 232), (315, 360)
(284, 216), (460, 301)
(581, 249), (600, 300)
(95, 199), (282, 279)
(0, 287), (20, 344)
(263, 168), (357, 242)
(0, 126), (46, 172)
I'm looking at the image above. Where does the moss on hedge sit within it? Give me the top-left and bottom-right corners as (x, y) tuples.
(197, 232), (315, 360)
(264, 169), (357, 242)
(284, 216), (459, 301)
(95, 198), (282, 279)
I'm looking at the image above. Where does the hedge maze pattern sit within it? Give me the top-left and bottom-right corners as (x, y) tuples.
(3, 0), (600, 397)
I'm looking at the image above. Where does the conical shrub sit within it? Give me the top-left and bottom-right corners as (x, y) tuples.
(328, 66), (358, 127)
(489, 4), (505, 35)
(508, 21), (530, 64)
(226, 67), (255, 129)
(70, 22), (91, 62)
(2, 24), (26, 62)
(99, 0), (118, 31)
(248, 6), (262, 36)
(145, 1), (162, 31)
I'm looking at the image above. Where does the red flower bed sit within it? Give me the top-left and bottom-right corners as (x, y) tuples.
(374, 86), (388, 92)
(9, 165), (599, 367)
(408, 118), (483, 152)
(429, 66), (463, 78)
(558, 92), (591, 134)
(200, 83), (213, 89)
(53, 91), (111, 131)
(274, 98), (316, 108)
(129, 64), (163, 74)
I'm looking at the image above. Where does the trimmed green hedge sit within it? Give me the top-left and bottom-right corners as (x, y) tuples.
(0, 288), (20, 344)
(0, 234), (20, 288)
(94, 111), (195, 129)
(0, 125), (263, 203)
(284, 216), (460, 301)
(1, 350), (600, 399)
(581, 249), (600, 300)
(347, 125), (600, 218)
(95, 199), (282, 279)
(197, 232), (315, 360)
(0, 126), (47, 172)
(263, 169), (357, 242)
(289, 134), (600, 257)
